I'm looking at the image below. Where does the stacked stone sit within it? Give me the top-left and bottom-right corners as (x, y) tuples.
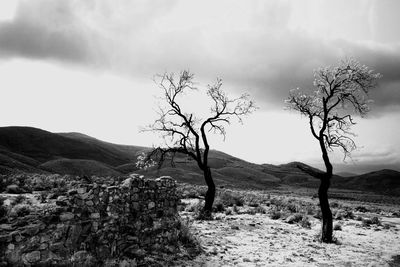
(0, 175), (180, 266)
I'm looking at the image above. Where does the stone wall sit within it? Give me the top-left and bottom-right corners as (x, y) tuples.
(0, 175), (180, 266)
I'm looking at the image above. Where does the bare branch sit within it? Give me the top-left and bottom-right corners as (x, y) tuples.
(142, 70), (257, 170)
(286, 58), (381, 160)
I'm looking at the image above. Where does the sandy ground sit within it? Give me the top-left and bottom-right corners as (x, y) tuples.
(175, 202), (400, 267)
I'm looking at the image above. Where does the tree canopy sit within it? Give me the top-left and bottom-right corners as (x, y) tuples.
(286, 58), (382, 159)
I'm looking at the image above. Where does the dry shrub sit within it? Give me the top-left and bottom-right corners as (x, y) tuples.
(286, 213), (303, 224)
(218, 191), (244, 207)
(225, 208), (233, 215)
(269, 208), (282, 220)
(300, 216), (312, 229)
(185, 200), (203, 213)
(362, 216), (381, 227)
(333, 222), (343, 231)
(213, 200), (225, 213)
(355, 206), (369, 213)
(178, 218), (201, 247)
(254, 206), (267, 214)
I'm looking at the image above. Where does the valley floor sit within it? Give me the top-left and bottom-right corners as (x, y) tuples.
(175, 198), (400, 267)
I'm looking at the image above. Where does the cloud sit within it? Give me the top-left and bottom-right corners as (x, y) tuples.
(0, 1), (96, 63)
(1, 0), (399, 112)
(0, 0), (175, 65)
(334, 147), (400, 173)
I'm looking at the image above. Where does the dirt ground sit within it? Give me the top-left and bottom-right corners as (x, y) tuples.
(175, 199), (400, 267)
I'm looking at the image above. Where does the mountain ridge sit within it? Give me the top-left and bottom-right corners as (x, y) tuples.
(0, 126), (399, 195)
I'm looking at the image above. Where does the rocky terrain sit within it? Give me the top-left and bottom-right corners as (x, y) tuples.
(174, 187), (400, 267)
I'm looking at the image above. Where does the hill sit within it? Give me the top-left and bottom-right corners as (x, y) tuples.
(332, 169), (400, 196)
(0, 126), (399, 196)
(40, 159), (121, 177)
(0, 126), (147, 175)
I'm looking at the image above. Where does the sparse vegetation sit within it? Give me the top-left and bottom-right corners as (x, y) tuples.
(362, 216), (382, 227)
(218, 190), (245, 207)
(333, 222), (343, 231)
(178, 218), (202, 250)
(270, 208), (282, 220)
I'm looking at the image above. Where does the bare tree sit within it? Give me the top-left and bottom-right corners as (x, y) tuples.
(286, 59), (381, 242)
(142, 70), (256, 216)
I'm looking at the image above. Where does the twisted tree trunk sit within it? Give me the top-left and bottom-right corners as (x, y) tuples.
(203, 167), (215, 214)
(320, 142), (333, 243)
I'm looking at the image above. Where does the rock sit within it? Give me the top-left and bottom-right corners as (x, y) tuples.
(21, 224), (41, 236)
(24, 251), (41, 263)
(121, 178), (133, 188)
(0, 224), (14, 231)
(71, 250), (91, 262)
(60, 212), (74, 221)
(67, 189), (78, 195)
(77, 187), (86, 194)
(39, 243), (48, 250)
(65, 225), (82, 248)
(119, 259), (137, 267)
(90, 213), (100, 219)
(49, 242), (68, 257)
(148, 202), (155, 209)
(231, 225), (239, 230)
(6, 184), (22, 194)
(56, 196), (69, 206)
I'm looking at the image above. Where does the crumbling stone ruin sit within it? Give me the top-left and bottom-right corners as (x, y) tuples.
(0, 175), (181, 265)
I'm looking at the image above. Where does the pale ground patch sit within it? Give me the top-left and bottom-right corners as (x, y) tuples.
(175, 200), (400, 267)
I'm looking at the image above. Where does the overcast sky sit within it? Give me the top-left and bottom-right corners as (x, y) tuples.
(0, 0), (399, 173)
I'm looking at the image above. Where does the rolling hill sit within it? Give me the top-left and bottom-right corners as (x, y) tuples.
(0, 126), (145, 175)
(0, 126), (399, 196)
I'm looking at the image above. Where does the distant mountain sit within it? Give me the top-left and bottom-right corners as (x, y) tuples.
(0, 126), (146, 175)
(336, 172), (357, 177)
(332, 169), (400, 196)
(0, 126), (399, 196)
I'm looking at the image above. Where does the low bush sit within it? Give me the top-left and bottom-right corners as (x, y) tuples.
(331, 202), (339, 208)
(286, 213), (303, 224)
(355, 206), (369, 213)
(213, 201), (225, 213)
(362, 216), (381, 227)
(185, 200), (203, 213)
(178, 218), (201, 247)
(333, 222), (343, 231)
(225, 208), (233, 216)
(269, 208), (282, 220)
(254, 206), (266, 214)
(218, 191), (244, 207)
(300, 216), (311, 229)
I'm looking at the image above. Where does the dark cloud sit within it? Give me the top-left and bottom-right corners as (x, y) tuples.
(212, 35), (400, 112)
(0, 1), (96, 63)
(0, 0), (175, 65)
(1, 0), (399, 113)
(0, 21), (91, 62)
